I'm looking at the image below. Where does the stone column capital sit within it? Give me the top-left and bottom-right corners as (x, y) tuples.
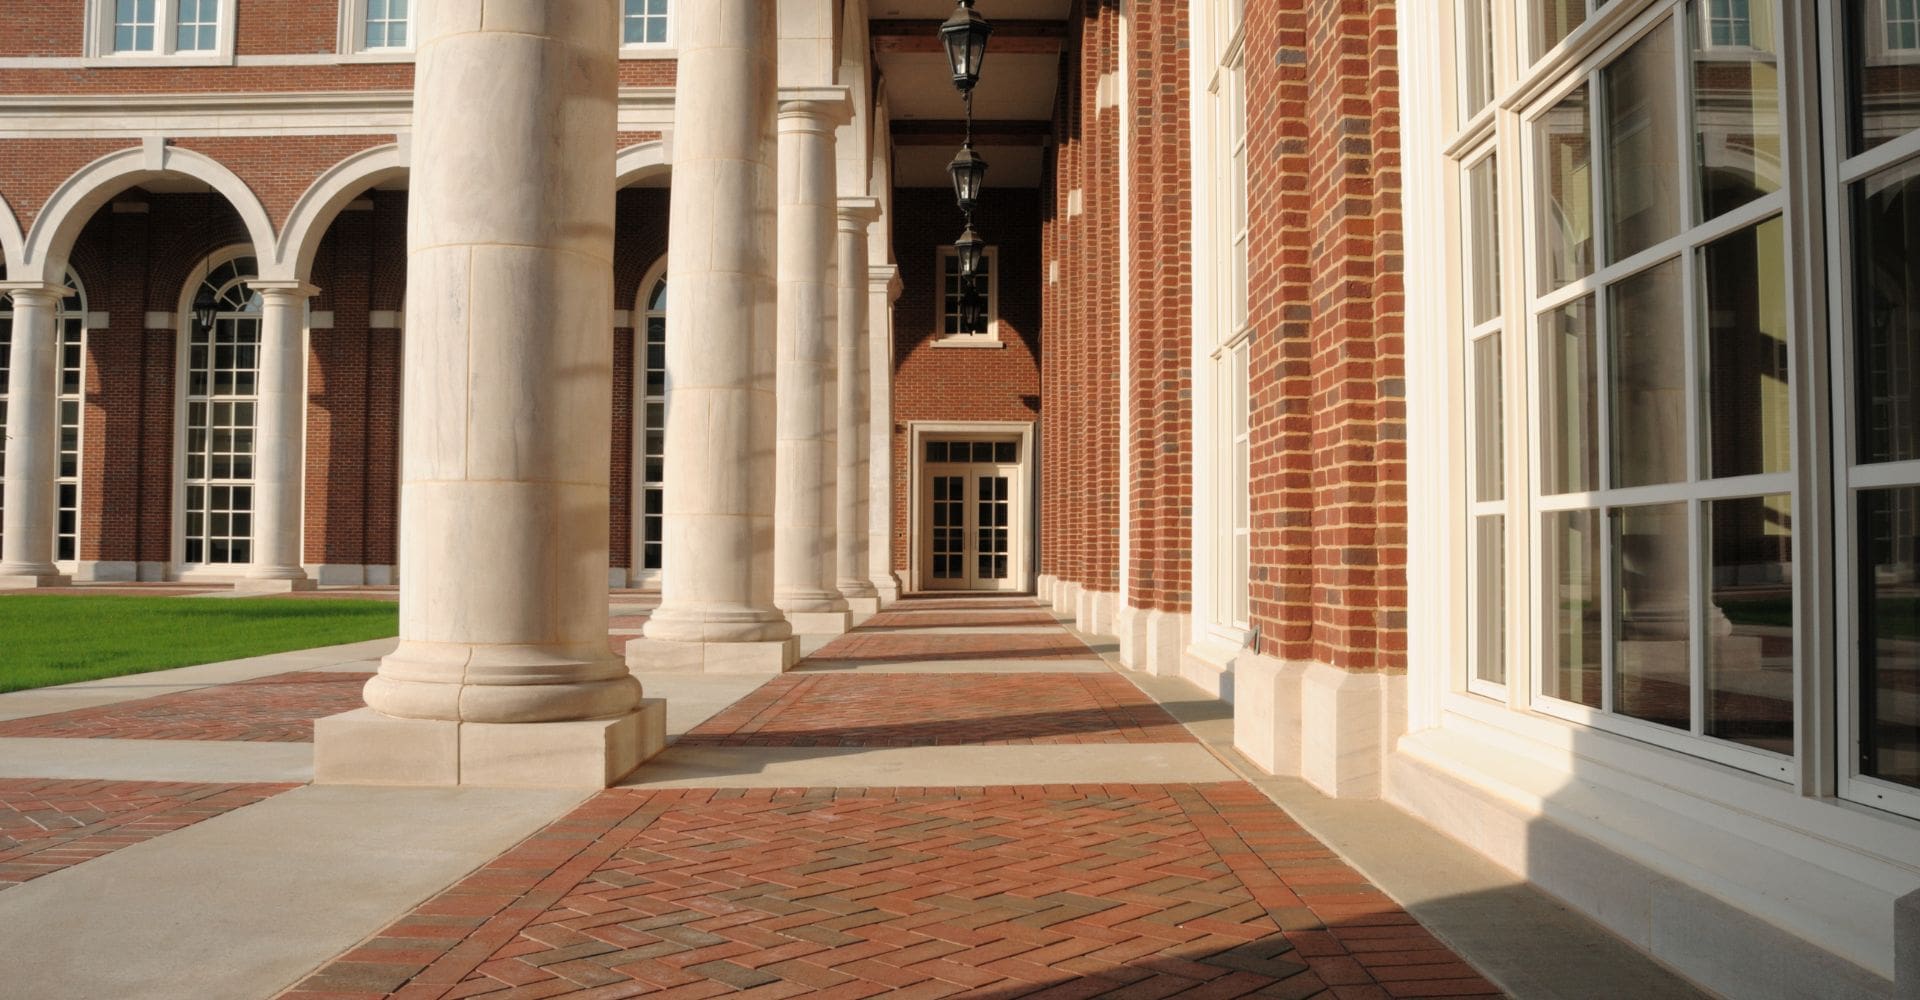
(836, 196), (881, 230)
(776, 85), (853, 129)
(247, 280), (320, 301)
(866, 263), (903, 302)
(0, 282), (67, 308)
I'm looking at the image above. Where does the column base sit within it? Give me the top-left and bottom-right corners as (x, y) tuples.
(626, 636), (801, 674)
(872, 575), (902, 606)
(233, 577), (319, 594)
(1233, 653), (1405, 799)
(785, 610), (852, 635)
(844, 596), (881, 618)
(1036, 574), (1055, 603)
(1051, 580), (1079, 615)
(1074, 588), (1116, 635)
(312, 700), (667, 788)
(0, 572), (71, 590)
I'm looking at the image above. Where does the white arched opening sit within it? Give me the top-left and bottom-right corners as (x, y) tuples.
(172, 248), (268, 577)
(614, 139), (671, 189)
(629, 256), (668, 587)
(275, 141), (409, 283)
(23, 145), (276, 284)
(0, 191), (25, 277)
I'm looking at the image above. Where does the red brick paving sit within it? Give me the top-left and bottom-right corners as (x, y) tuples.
(0, 671), (374, 743)
(0, 778), (294, 887)
(862, 610), (1064, 630)
(678, 673), (1194, 747)
(280, 785), (1500, 1000)
(810, 632), (1098, 664)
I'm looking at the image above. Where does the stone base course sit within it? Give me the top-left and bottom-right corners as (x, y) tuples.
(679, 673), (1195, 748)
(280, 784), (1500, 1000)
(0, 778), (293, 886)
(0, 671), (375, 743)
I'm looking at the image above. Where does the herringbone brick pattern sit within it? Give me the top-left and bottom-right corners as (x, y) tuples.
(0, 671), (374, 743)
(810, 632), (1098, 664)
(0, 778), (293, 886)
(678, 674), (1193, 747)
(282, 785), (1500, 1000)
(861, 610), (1064, 630)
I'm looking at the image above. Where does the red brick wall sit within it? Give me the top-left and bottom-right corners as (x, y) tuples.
(173, 135), (395, 229)
(1126, 0), (1193, 614)
(1241, 0), (1406, 670)
(890, 188), (1044, 576)
(0, 2), (83, 57)
(236, 0), (340, 55)
(1039, 0), (1123, 596)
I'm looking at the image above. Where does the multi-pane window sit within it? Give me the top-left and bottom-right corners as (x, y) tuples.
(114, 0), (157, 51)
(1844, 8), (1920, 807)
(183, 257), (260, 567)
(1890, 0), (1920, 51)
(1464, 153), (1506, 690)
(622, 0), (669, 46)
(1206, 1), (1251, 634)
(640, 275), (666, 574)
(1704, 0), (1751, 47)
(1527, 4), (1791, 770)
(174, 0), (216, 50)
(108, 0), (224, 55)
(364, 0), (409, 49)
(56, 285), (85, 563)
(939, 247), (996, 340)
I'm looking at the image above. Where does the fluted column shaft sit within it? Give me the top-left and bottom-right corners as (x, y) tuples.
(772, 90), (851, 617)
(641, 0), (792, 644)
(0, 285), (69, 588)
(835, 199), (880, 600)
(363, 0), (639, 723)
(243, 282), (315, 588)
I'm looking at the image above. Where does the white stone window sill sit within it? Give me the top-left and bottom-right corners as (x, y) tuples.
(931, 337), (1004, 349)
(620, 45), (677, 60)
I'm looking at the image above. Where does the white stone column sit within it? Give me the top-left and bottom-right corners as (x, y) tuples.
(315, 0), (661, 788)
(772, 87), (853, 636)
(627, 0), (799, 674)
(238, 282), (316, 592)
(867, 264), (903, 604)
(835, 197), (881, 615)
(0, 284), (70, 589)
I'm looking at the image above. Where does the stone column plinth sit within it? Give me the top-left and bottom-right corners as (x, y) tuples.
(315, 0), (662, 788)
(867, 264), (903, 604)
(626, 0), (799, 675)
(771, 88), (853, 636)
(237, 282), (317, 593)
(835, 198), (881, 616)
(0, 285), (71, 589)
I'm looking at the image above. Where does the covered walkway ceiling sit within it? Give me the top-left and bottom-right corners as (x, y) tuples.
(871, 0), (1067, 188)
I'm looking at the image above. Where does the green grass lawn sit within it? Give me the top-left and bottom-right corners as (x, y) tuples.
(0, 596), (399, 693)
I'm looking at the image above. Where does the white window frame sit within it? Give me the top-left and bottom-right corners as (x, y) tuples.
(172, 248), (268, 579)
(620, 0), (674, 54)
(337, 0), (416, 58)
(629, 258), (668, 587)
(84, 0), (237, 65)
(933, 245), (1000, 346)
(1187, 0), (1253, 658)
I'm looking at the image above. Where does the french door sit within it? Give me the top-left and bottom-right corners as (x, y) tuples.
(919, 438), (1023, 592)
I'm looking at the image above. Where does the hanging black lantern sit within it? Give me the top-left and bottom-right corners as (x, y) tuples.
(192, 285), (219, 331)
(959, 284), (988, 333)
(954, 226), (985, 278)
(940, 0), (993, 93)
(948, 142), (990, 214)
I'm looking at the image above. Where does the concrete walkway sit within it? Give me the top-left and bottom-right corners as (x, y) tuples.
(0, 594), (1706, 999)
